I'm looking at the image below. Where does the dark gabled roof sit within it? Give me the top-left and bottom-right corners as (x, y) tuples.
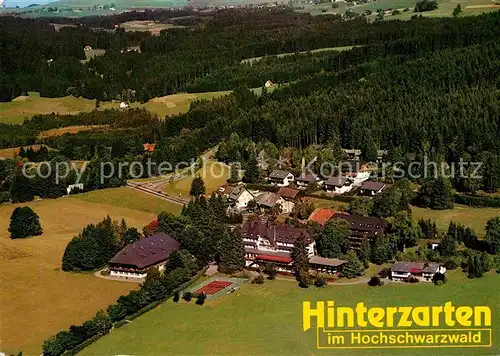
(335, 215), (388, 234)
(257, 192), (279, 208)
(391, 261), (440, 273)
(324, 176), (351, 187)
(297, 172), (319, 183)
(109, 232), (180, 269)
(237, 221), (313, 246)
(269, 170), (292, 179)
(277, 186), (299, 199)
(360, 181), (387, 192)
(228, 185), (250, 201)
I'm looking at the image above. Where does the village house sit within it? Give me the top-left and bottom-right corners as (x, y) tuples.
(227, 185), (254, 210)
(296, 172), (323, 189)
(277, 186), (300, 201)
(391, 261), (446, 282)
(237, 220), (345, 274)
(343, 148), (362, 161)
(359, 181), (390, 196)
(323, 176), (354, 194)
(340, 161), (371, 186)
(255, 191), (293, 214)
(143, 143), (156, 153)
(335, 214), (389, 248)
(268, 169), (295, 186)
(108, 232), (180, 279)
(309, 256), (346, 275)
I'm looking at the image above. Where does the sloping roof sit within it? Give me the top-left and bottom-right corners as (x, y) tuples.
(324, 176), (350, 187)
(238, 221), (313, 247)
(269, 170), (291, 179)
(309, 256), (346, 267)
(308, 208), (337, 226)
(228, 185), (250, 201)
(257, 192), (279, 208)
(109, 232), (179, 269)
(335, 215), (388, 234)
(277, 187), (299, 199)
(297, 172), (319, 183)
(391, 262), (440, 274)
(255, 254), (292, 264)
(360, 181), (387, 192)
(143, 143), (156, 152)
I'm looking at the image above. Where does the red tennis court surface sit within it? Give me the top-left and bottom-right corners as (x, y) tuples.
(195, 280), (233, 295)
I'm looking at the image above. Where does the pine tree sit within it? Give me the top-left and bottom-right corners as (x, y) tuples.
(9, 206), (43, 239)
(359, 237), (371, 264)
(218, 229), (245, 274)
(190, 176), (206, 197)
(291, 234), (310, 277)
(342, 250), (365, 278)
(229, 163), (240, 183)
(243, 153), (261, 183)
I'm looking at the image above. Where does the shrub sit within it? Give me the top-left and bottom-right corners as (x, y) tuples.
(368, 276), (382, 286)
(183, 292), (192, 302)
(378, 268), (391, 279)
(9, 206), (43, 239)
(314, 276), (327, 287)
(252, 274), (265, 284)
(173, 291), (180, 303)
(298, 274), (310, 288)
(432, 272), (447, 285)
(435, 280), (445, 286)
(407, 276), (419, 283)
(196, 293), (207, 305)
(444, 260), (458, 270)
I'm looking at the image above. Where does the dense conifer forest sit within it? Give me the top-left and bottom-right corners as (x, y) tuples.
(1, 9), (499, 199)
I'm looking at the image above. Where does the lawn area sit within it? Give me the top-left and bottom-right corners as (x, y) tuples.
(241, 45), (355, 64)
(120, 20), (185, 35)
(0, 91), (230, 125)
(72, 186), (183, 215)
(81, 273), (500, 356)
(411, 204), (500, 236)
(308, 197), (349, 211)
(81, 48), (106, 64)
(163, 161), (231, 199)
(0, 197), (161, 354)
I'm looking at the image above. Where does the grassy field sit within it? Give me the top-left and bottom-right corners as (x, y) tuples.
(0, 91), (230, 125)
(307, 197), (349, 211)
(163, 161), (231, 198)
(0, 197), (166, 354)
(81, 48), (106, 63)
(0, 144), (54, 159)
(73, 186), (183, 215)
(241, 45), (355, 64)
(81, 271), (500, 356)
(299, 0), (499, 18)
(120, 20), (185, 34)
(411, 204), (500, 236)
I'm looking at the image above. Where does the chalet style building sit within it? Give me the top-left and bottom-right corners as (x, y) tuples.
(359, 181), (390, 196)
(323, 176), (354, 194)
(391, 262), (446, 282)
(237, 221), (345, 274)
(335, 215), (389, 248)
(109, 232), (180, 279)
(296, 172), (323, 189)
(268, 170), (295, 186)
(226, 185), (254, 210)
(277, 186), (299, 201)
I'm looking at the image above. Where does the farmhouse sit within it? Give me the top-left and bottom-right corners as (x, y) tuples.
(227, 185), (254, 210)
(255, 192), (291, 213)
(296, 172), (323, 189)
(359, 181), (390, 196)
(323, 176), (353, 194)
(391, 261), (446, 282)
(268, 169), (294, 186)
(335, 214), (389, 248)
(108, 232), (180, 279)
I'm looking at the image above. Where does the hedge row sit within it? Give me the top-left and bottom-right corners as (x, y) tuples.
(454, 194), (500, 208)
